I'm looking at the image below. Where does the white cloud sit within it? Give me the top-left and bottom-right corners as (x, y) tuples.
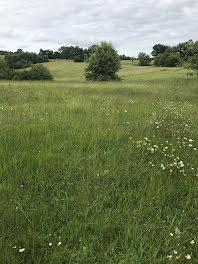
(0, 0), (198, 56)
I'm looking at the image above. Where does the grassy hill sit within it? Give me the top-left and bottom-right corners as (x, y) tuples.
(44, 59), (192, 82)
(0, 60), (198, 263)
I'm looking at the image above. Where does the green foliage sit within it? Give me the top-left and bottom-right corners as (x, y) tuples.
(138, 52), (151, 66)
(0, 62), (53, 81)
(154, 53), (180, 67)
(154, 53), (168, 66)
(185, 55), (198, 71)
(40, 46), (94, 60)
(28, 64), (53, 80)
(58, 46), (88, 60)
(13, 64), (53, 80)
(5, 52), (49, 69)
(165, 54), (180, 67)
(73, 56), (84, 63)
(152, 40), (198, 66)
(0, 50), (11, 55)
(0, 58), (11, 79)
(176, 40), (195, 60)
(119, 54), (131, 60)
(85, 41), (121, 81)
(151, 44), (170, 56)
(131, 57), (136, 62)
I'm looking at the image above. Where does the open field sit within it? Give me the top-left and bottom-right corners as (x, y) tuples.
(0, 62), (198, 263)
(44, 60), (195, 82)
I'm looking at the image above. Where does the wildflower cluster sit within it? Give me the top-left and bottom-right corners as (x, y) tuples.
(134, 137), (197, 177)
(133, 102), (197, 177)
(167, 227), (196, 261)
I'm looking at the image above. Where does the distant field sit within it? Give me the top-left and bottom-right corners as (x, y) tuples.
(120, 61), (192, 81)
(43, 60), (194, 82)
(0, 57), (195, 81)
(45, 60), (86, 81)
(0, 60), (198, 263)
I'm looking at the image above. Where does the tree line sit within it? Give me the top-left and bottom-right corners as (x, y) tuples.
(5, 49), (49, 69)
(1, 40), (197, 81)
(0, 49), (52, 80)
(0, 58), (53, 81)
(40, 46), (133, 62)
(138, 40), (198, 70)
(0, 45), (133, 65)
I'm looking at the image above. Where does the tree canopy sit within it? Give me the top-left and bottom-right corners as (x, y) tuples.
(151, 44), (170, 57)
(152, 40), (198, 68)
(85, 42), (121, 81)
(5, 52), (48, 69)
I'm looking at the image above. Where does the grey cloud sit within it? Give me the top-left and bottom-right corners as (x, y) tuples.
(0, 0), (198, 56)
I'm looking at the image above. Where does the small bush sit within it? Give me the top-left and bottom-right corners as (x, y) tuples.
(154, 53), (180, 67)
(154, 54), (167, 66)
(0, 58), (14, 79)
(73, 56), (84, 63)
(27, 64), (53, 80)
(185, 56), (198, 71)
(138, 52), (151, 66)
(165, 54), (180, 67)
(12, 65), (53, 80)
(12, 70), (30, 80)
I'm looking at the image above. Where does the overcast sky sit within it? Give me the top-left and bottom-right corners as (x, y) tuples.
(1, 0), (198, 56)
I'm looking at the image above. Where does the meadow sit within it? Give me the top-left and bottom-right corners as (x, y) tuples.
(0, 60), (198, 263)
(44, 60), (194, 82)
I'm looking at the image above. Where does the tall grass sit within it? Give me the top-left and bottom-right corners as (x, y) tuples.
(0, 77), (198, 263)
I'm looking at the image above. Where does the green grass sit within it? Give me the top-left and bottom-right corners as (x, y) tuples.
(0, 63), (198, 263)
(45, 60), (86, 81)
(44, 60), (195, 82)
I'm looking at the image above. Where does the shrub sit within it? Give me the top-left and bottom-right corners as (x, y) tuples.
(85, 41), (121, 81)
(73, 56), (84, 63)
(0, 58), (15, 79)
(185, 56), (198, 71)
(154, 53), (168, 66)
(138, 52), (151, 66)
(12, 64), (53, 80)
(5, 52), (49, 69)
(0, 58), (10, 79)
(27, 64), (53, 80)
(154, 53), (180, 67)
(12, 70), (30, 80)
(165, 54), (180, 67)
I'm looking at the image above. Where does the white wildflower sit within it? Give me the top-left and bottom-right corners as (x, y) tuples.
(161, 164), (165, 170)
(190, 240), (195, 245)
(185, 254), (191, 260)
